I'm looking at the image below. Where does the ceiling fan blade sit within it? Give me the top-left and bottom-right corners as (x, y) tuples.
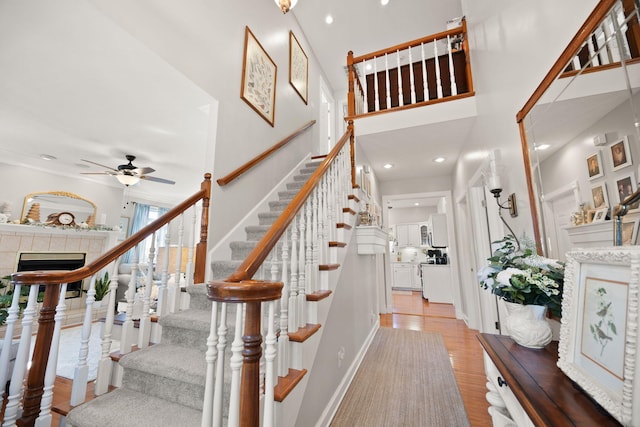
(134, 167), (155, 175)
(140, 175), (175, 185)
(80, 172), (111, 175)
(81, 159), (118, 172)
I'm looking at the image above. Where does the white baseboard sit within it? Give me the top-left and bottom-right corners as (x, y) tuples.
(314, 320), (380, 427)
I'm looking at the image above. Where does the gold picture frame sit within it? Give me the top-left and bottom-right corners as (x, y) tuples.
(289, 31), (308, 104)
(240, 26), (277, 126)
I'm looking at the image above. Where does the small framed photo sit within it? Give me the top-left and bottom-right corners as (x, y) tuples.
(240, 26), (277, 126)
(586, 151), (604, 180)
(620, 217), (640, 245)
(609, 136), (632, 171)
(559, 248), (640, 425)
(289, 31), (308, 104)
(592, 207), (608, 222)
(615, 172), (637, 203)
(591, 182), (609, 210)
(586, 209), (596, 223)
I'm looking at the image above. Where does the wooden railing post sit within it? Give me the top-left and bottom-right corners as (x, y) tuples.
(347, 51), (356, 117)
(195, 173), (211, 284)
(17, 284), (60, 427)
(461, 18), (474, 94)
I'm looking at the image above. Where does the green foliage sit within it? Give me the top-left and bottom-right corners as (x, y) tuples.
(0, 275), (11, 325)
(84, 271), (110, 301)
(478, 235), (565, 317)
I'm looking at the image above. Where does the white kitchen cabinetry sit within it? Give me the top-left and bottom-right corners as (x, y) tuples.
(421, 264), (452, 303)
(392, 263), (420, 290)
(428, 214), (448, 247)
(396, 223), (420, 247)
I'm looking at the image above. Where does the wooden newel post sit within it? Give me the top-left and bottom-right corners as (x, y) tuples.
(17, 283), (60, 427)
(194, 173), (211, 284)
(347, 51), (355, 118)
(240, 301), (263, 427)
(348, 121), (357, 189)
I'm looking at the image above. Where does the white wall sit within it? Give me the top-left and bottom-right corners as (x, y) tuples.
(389, 206), (436, 225)
(90, 0), (331, 245)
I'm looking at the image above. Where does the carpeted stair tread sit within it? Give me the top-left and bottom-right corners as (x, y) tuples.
(246, 224), (271, 241)
(258, 211), (281, 225)
(278, 190), (298, 200)
(160, 307), (212, 332)
(287, 181), (304, 191)
(120, 343), (206, 386)
(269, 200), (289, 211)
(67, 388), (202, 427)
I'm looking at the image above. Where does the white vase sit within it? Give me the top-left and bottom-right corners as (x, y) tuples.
(503, 301), (552, 349)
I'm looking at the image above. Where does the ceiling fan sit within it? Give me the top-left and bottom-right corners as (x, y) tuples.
(80, 154), (175, 186)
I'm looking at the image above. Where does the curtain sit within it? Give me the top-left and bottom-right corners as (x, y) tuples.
(122, 203), (150, 264)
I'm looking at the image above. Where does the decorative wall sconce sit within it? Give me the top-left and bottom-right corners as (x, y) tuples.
(485, 149), (520, 249)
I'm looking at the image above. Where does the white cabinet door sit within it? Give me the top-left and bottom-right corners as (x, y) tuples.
(392, 263), (413, 288)
(429, 214), (449, 247)
(396, 224), (420, 247)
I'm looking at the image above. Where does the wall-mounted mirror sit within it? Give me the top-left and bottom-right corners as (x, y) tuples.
(518, 0), (640, 258)
(21, 191), (97, 226)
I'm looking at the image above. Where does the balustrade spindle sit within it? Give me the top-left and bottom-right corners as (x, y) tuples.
(421, 42), (429, 101)
(119, 248), (139, 355)
(587, 35), (601, 66)
(213, 303), (229, 427)
(156, 229), (171, 317)
(139, 234), (156, 349)
(227, 304), (244, 427)
(262, 300), (277, 427)
(434, 39), (443, 99)
(288, 217), (299, 333)
(0, 285), (21, 390)
(311, 187), (320, 295)
(408, 46), (416, 104)
(396, 50), (403, 106)
(278, 231), (290, 377)
(201, 300), (219, 427)
(447, 36), (458, 96)
(4, 285), (39, 426)
(305, 196), (314, 301)
(70, 274), (97, 405)
(186, 207), (197, 286)
(297, 209), (307, 329)
(373, 56), (380, 111)
(361, 61), (368, 114)
(94, 262), (120, 395)
(384, 53), (391, 108)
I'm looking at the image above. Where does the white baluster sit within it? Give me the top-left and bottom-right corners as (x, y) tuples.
(70, 274), (97, 405)
(4, 285), (39, 426)
(384, 53), (391, 108)
(119, 248), (138, 355)
(186, 206), (197, 286)
(361, 60), (368, 113)
(311, 187), (320, 296)
(396, 49), (403, 106)
(156, 229), (170, 317)
(138, 234), (156, 349)
(35, 283), (67, 427)
(278, 232), (290, 377)
(305, 196), (314, 300)
(288, 217), (299, 333)
(298, 210), (307, 329)
(213, 303), (228, 427)
(94, 262), (120, 395)
(0, 285), (22, 392)
(408, 46), (416, 104)
(587, 34), (600, 67)
(434, 39), (443, 99)
(421, 42), (429, 101)
(263, 301), (277, 427)
(373, 56), (380, 111)
(227, 304), (244, 427)
(447, 36), (458, 96)
(201, 301), (219, 427)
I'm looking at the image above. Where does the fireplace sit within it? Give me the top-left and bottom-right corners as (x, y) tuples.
(16, 252), (87, 299)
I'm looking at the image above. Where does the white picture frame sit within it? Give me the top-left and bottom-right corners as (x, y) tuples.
(586, 151), (604, 180)
(616, 172), (639, 213)
(592, 207), (608, 222)
(591, 182), (609, 210)
(610, 136), (632, 172)
(559, 248), (640, 426)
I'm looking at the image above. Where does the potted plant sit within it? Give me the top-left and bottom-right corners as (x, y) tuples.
(478, 235), (564, 348)
(85, 271), (110, 307)
(0, 275), (11, 325)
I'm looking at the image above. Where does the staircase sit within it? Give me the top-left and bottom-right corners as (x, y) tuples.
(66, 159), (348, 426)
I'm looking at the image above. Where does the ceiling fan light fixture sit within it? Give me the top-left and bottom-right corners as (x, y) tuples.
(274, 0), (297, 13)
(116, 174), (140, 186)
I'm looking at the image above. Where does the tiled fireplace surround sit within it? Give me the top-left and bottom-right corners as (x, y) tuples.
(0, 223), (118, 334)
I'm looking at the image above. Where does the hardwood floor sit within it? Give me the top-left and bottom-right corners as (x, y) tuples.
(40, 290), (490, 427)
(380, 290), (491, 427)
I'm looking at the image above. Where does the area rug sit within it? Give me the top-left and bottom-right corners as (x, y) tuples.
(36, 323), (120, 381)
(330, 328), (470, 427)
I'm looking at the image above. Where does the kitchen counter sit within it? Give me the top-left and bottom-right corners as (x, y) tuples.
(420, 263), (452, 303)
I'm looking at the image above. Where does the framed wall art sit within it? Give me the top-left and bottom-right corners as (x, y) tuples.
(610, 136), (632, 171)
(289, 31), (308, 104)
(586, 151), (604, 180)
(591, 182), (609, 210)
(620, 217), (640, 245)
(240, 26), (277, 126)
(559, 248), (640, 426)
(592, 207), (608, 222)
(615, 172), (638, 210)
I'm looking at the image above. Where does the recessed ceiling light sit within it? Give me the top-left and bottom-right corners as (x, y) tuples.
(383, 163), (393, 169)
(414, 202), (419, 206)
(535, 144), (551, 151)
(325, 15), (334, 24)
(433, 157), (446, 163)
(381, 0), (389, 5)
(39, 154), (57, 161)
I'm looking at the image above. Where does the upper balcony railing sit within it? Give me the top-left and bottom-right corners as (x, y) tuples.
(346, 17), (474, 119)
(560, 0), (640, 77)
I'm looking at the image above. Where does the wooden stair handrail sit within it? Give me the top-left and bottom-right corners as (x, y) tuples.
(217, 120), (316, 186)
(12, 173), (212, 286)
(211, 125), (353, 285)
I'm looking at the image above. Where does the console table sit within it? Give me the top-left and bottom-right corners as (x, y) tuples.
(478, 333), (621, 426)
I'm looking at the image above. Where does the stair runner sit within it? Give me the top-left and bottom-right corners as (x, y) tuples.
(66, 161), (321, 427)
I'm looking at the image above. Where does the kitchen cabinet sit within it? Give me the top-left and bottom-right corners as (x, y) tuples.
(427, 214), (448, 247)
(421, 264), (452, 303)
(396, 223), (420, 247)
(392, 263), (420, 290)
